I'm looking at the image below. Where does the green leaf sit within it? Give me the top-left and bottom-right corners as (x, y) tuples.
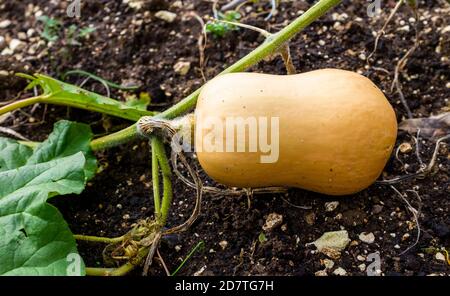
(206, 10), (241, 38)
(26, 120), (96, 180)
(20, 74), (154, 121)
(79, 27), (96, 38)
(224, 11), (241, 22)
(258, 232), (267, 244)
(37, 15), (61, 42)
(0, 120), (97, 275)
(0, 138), (33, 172)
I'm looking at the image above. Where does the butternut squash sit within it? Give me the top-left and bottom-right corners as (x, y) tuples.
(194, 69), (397, 195)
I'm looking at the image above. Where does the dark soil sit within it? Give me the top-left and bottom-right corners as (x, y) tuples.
(0, 0), (449, 276)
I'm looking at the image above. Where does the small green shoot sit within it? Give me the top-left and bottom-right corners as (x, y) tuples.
(37, 15), (96, 45)
(66, 25), (96, 46)
(258, 232), (267, 244)
(171, 241), (205, 276)
(206, 11), (242, 38)
(37, 15), (61, 42)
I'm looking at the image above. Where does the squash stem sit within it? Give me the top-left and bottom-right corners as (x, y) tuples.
(90, 124), (139, 151)
(151, 136), (173, 226)
(151, 137), (161, 218)
(0, 96), (43, 115)
(74, 234), (126, 244)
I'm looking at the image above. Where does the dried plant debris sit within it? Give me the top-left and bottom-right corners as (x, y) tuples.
(399, 113), (450, 139)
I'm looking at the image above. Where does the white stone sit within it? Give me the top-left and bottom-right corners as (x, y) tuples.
(315, 270), (328, 276)
(309, 230), (350, 252)
(9, 39), (26, 52)
(173, 60), (191, 76)
(155, 10), (177, 23)
(18, 32), (27, 40)
(1, 47), (13, 55)
(325, 201), (339, 212)
(333, 267), (347, 276)
(0, 20), (11, 29)
(358, 263), (366, 272)
(219, 240), (228, 250)
(359, 232), (375, 244)
(262, 213), (283, 232)
(435, 252), (446, 262)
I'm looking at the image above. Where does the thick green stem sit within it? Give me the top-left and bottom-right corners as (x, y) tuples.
(151, 137), (161, 217)
(90, 124), (138, 151)
(74, 234), (125, 244)
(151, 136), (173, 225)
(0, 96), (43, 115)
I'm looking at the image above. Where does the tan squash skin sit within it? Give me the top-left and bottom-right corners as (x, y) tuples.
(194, 69), (398, 195)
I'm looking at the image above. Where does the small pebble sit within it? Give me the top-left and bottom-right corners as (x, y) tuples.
(262, 213), (283, 232)
(325, 201), (339, 212)
(0, 20), (11, 29)
(9, 39), (26, 52)
(435, 252), (446, 262)
(315, 270), (328, 276)
(399, 142), (412, 153)
(18, 32), (27, 40)
(359, 232), (375, 244)
(358, 263), (366, 272)
(155, 10), (177, 23)
(173, 60), (191, 76)
(219, 240), (228, 250)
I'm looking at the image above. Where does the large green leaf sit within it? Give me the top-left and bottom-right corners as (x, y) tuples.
(19, 73), (154, 121)
(0, 138), (32, 172)
(0, 120), (97, 275)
